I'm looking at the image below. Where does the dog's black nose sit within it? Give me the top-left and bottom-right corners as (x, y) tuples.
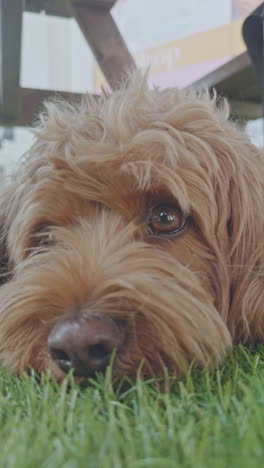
(48, 313), (123, 377)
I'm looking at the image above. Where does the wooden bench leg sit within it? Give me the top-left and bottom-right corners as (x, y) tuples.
(70, 1), (136, 89)
(0, 0), (23, 121)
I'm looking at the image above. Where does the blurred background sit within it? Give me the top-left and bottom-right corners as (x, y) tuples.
(0, 0), (263, 181)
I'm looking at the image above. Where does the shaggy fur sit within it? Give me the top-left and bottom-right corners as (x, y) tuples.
(0, 73), (263, 383)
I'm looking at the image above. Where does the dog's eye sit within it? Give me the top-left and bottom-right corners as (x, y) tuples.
(33, 231), (55, 248)
(39, 232), (55, 246)
(147, 204), (187, 236)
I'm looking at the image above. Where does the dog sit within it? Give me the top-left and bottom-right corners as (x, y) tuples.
(0, 73), (263, 384)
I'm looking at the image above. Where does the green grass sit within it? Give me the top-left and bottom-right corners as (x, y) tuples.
(1, 346), (264, 468)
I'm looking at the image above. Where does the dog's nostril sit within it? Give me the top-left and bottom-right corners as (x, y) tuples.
(50, 348), (70, 363)
(88, 343), (111, 360)
(49, 347), (72, 373)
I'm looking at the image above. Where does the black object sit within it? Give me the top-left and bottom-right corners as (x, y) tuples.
(243, 3), (264, 119)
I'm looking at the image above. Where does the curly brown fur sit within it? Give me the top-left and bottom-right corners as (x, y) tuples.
(0, 73), (263, 383)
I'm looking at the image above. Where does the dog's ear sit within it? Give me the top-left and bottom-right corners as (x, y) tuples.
(219, 140), (264, 343)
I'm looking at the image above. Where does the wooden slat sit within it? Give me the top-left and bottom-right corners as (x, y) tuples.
(190, 52), (260, 103)
(25, 0), (116, 17)
(191, 52), (251, 89)
(0, 88), (88, 126)
(25, 0), (72, 17)
(0, 0), (23, 120)
(229, 99), (262, 120)
(70, 2), (136, 89)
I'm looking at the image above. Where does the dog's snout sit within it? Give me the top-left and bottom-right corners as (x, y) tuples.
(48, 313), (124, 377)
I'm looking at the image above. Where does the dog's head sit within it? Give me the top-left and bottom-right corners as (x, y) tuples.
(0, 74), (263, 383)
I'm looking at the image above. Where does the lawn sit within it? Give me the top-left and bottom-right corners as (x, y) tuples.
(1, 346), (264, 468)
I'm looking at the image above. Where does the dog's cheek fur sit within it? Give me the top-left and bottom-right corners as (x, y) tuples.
(0, 233), (10, 286)
(211, 140), (264, 343)
(0, 188), (15, 285)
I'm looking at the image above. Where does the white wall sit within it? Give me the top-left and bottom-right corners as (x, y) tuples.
(20, 12), (95, 93)
(112, 0), (232, 52)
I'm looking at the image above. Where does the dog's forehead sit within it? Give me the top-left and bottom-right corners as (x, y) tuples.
(11, 76), (248, 241)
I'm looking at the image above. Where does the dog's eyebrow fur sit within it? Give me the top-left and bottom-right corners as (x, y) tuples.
(119, 160), (191, 213)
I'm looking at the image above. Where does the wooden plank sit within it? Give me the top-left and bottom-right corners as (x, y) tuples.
(25, 0), (116, 17)
(189, 52), (260, 103)
(70, 2), (136, 89)
(0, 0), (23, 120)
(229, 99), (262, 120)
(190, 52), (251, 89)
(25, 0), (72, 18)
(0, 88), (87, 126)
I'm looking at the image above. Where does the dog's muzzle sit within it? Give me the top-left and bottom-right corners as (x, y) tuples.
(48, 313), (125, 377)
